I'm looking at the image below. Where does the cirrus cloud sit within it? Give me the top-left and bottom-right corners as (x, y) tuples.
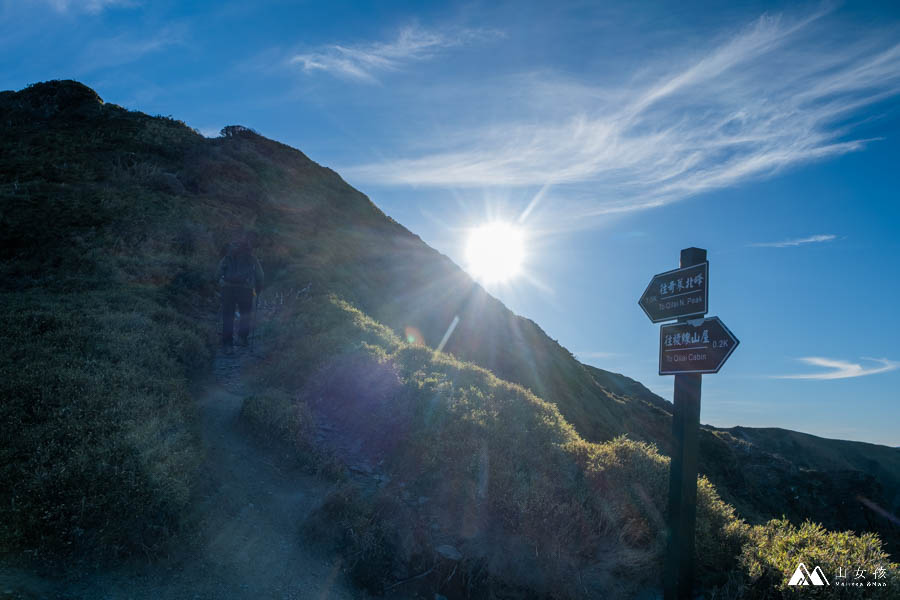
(289, 25), (501, 84)
(774, 357), (900, 380)
(75, 24), (185, 73)
(750, 234), (838, 248)
(345, 8), (900, 216)
(36, 0), (136, 13)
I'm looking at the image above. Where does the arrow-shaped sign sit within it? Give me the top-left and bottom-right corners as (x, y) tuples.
(659, 316), (739, 375)
(639, 261), (708, 323)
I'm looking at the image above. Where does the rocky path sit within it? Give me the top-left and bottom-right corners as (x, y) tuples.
(7, 324), (369, 600)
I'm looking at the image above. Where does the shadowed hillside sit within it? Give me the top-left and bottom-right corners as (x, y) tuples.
(1, 80), (897, 597)
(586, 365), (900, 555)
(699, 427), (900, 544)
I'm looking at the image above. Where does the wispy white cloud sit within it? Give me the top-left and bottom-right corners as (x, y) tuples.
(774, 357), (900, 380)
(289, 25), (500, 83)
(346, 9), (900, 215)
(37, 0), (135, 13)
(750, 234), (837, 248)
(76, 24), (184, 73)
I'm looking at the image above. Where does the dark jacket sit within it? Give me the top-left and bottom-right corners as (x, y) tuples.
(216, 248), (264, 293)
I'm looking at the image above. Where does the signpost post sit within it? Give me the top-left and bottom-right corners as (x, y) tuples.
(638, 247), (739, 600)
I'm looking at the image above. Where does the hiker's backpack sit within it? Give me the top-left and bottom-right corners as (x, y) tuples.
(223, 253), (255, 288)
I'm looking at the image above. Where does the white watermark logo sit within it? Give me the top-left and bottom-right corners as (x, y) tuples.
(788, 563), (830, 586)
(786, 562), (890, 588)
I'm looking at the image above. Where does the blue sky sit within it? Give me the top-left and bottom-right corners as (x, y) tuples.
(3, 0), (899, 445)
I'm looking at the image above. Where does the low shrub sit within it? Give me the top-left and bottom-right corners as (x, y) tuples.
(302, 484), (403, 594)
(739, 519), (899, 599)
(240, 390), (314, 454)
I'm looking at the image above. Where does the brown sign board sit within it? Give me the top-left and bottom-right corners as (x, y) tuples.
(639, 262), (708, 323)
(659, 316), (739, 375)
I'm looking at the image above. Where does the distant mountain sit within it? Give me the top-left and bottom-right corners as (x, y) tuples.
(700, 426), (900, 546)
(586, 366), (900, 553)
(1, 81), (896, 596)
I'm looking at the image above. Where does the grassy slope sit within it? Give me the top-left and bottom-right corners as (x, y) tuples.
(249, 294), (748, 596)
(0, 81), (220, 564)
(248, 294), (897, 597)
(1, 81), (896, 597)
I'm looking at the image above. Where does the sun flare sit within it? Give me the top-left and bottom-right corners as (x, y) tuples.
(465, 222), (525, 284)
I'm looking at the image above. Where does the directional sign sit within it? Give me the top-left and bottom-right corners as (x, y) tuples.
(659, 316), (739, 375)
(639, 262), (708, 323)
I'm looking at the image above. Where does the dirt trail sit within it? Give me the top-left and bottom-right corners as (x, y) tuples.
(6, 330), (369, 599)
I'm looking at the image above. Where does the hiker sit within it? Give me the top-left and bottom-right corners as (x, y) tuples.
(216, 238), (264, 353)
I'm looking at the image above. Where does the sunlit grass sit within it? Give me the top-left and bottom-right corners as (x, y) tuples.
(246, 293), (898, 598)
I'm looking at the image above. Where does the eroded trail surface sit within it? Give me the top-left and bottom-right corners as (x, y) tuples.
(42, 340), (368, 600)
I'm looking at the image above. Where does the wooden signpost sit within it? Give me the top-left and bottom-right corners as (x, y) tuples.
(639, 261), (708, 323)
(638, 248), (739, 600)
(659, 317), (739, 375)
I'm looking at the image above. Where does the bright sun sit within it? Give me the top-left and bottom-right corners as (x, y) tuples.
(465, 222), (525, 283)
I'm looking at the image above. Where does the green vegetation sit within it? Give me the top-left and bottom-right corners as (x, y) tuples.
(741, 519), (898, 598)
(240, 390), (314, 455)
(0, 82), (221, 564)
(0, 288), (209, 564)
(238, 390), (344, 477)
(249, 293), (896, 597)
